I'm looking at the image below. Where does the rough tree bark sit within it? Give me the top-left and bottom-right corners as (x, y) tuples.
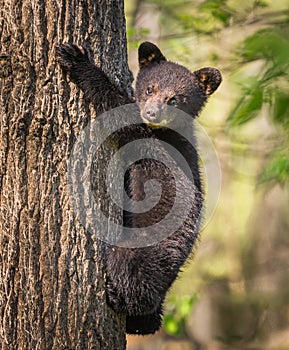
(0, 0), (132, 349)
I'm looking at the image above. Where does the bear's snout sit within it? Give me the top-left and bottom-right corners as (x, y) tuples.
(145, 104), (164, 122)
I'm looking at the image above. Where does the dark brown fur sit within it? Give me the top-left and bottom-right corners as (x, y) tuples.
(56, 42), (221, 334)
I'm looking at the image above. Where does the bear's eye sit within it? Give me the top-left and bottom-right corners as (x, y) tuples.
(146, 87), (154, 96)
(168, 97), (177, 107)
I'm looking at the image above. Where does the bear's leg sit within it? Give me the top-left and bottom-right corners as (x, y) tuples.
(56, 43), (130, 113)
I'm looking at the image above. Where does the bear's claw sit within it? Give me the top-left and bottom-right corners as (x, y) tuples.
(56, 43), (89, 73)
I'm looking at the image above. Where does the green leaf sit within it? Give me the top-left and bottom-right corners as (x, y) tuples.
(228, 87), (263, 126)
(178, 295), (197, 318)
(163, 315), (181, 335)
(259, 150), (289, 184)
(241, 29), (289, 66)
(163, 295), (198, 336)
(272, 88), (289, 131)
(200, 0), (232, 25)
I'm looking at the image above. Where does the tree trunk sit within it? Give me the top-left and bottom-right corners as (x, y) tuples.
(0, 0), (131, 349)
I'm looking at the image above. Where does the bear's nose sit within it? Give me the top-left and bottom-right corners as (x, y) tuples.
(146, 105), (162, 121)
(146, 109), (157, 121)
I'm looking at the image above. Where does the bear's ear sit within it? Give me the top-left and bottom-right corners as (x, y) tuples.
(193, 67), (222, 95)
(138, 42), (167, 68)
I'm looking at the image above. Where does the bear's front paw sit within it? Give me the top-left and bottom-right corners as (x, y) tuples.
(56, 43), (90, 74)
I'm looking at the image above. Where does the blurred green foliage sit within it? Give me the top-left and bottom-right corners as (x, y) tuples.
(163, 295), (198, 336)
(229, 27), (289, 184)
(260, 149), (289, 184)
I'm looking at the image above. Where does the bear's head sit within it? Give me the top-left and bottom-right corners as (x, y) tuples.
(135, 42), (222, 128)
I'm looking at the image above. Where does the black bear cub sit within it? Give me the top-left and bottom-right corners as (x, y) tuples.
(57, 41), (221, 334)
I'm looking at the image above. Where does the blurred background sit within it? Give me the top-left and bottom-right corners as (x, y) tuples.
(124, 0), (289, 349)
